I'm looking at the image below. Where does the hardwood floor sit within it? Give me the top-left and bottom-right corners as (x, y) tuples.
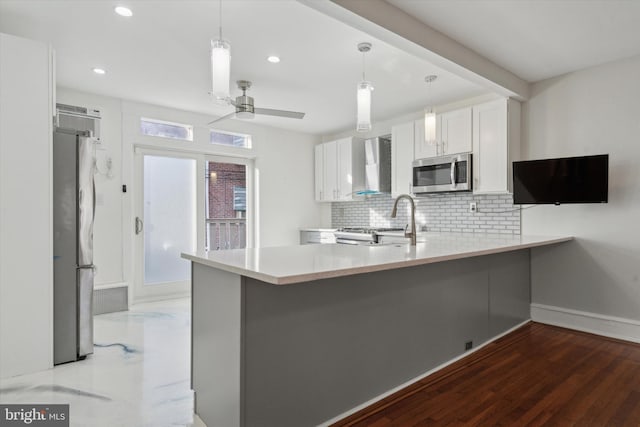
(331, 322), (640, 427)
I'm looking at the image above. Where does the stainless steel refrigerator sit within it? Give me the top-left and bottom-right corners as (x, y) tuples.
(53, 127), (95, 365)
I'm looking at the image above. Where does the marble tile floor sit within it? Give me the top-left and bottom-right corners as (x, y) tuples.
(0, 298), (205, 427)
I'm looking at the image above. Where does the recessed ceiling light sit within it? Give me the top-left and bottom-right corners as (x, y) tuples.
(93, 68), (106, 75)
(114, 6), (133, 17)
(267, 56), (280, 63)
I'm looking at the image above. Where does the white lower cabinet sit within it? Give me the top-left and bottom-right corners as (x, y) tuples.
(391, 121), (414, 196)
(472, 98), (521, 194)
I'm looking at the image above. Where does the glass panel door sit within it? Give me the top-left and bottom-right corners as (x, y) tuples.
(134, 152), (197, 301)
(144, 155), (196, 284)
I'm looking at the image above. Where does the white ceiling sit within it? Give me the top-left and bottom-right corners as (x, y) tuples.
(388, 0), (640, 83)
(1, 1), (639, 135)
(0, 0), (486, 135)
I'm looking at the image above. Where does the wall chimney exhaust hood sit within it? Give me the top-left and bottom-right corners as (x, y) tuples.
(354, 136), (391, 196)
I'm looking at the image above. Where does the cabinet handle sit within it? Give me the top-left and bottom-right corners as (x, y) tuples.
(442, 140), (447, 154)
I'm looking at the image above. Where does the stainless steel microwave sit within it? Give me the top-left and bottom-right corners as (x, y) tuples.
(412, 153), (472, 194)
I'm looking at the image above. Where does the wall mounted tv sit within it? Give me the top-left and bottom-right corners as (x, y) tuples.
(512, 154), (608, 205)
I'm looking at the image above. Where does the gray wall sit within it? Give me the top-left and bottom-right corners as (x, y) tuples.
(332, 193), (520, 234)
(523, 54), (640, 321)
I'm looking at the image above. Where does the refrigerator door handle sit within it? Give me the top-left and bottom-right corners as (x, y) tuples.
(135, 217), (144, 235)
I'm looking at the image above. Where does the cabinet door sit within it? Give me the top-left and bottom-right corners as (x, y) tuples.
(314, 144), (324, 201)
(323, 141), (338, 201)
(336, 138), (352, 201)
(413, 118), (438, 159)
(391, 122), (414, 196)
(440, 107), (472, 155)
(472, 99), (508, 193)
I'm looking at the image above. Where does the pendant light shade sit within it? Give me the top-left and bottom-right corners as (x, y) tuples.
(211, 0), (230, 101)
(211, 39), (230, 100)
(357, 80), (372, 132)
(424, 111), (436, 144)
(424, 75), (438, 145)
(356, 42), (373, 132)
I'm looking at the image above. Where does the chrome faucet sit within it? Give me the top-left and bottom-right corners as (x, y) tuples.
(391, 194), (417, 246)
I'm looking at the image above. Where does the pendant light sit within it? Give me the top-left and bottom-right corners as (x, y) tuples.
(356, 42), (373, 132)
(424, 75), (438, 145)
(211, 0), (230, 101)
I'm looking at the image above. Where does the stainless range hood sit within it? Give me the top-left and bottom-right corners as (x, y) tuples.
(355, 135), (391, 195)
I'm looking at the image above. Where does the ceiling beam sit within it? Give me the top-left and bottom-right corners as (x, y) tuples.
(299, 0), (529, 101)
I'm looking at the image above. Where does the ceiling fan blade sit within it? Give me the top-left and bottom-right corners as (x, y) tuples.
(207, 111), (236, 125)
(254, 107), (305, 119)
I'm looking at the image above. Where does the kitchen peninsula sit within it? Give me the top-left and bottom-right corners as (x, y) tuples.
(183, 233), (572, 427)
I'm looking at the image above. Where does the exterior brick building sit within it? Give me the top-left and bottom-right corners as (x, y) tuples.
(207, 162), (246, 219)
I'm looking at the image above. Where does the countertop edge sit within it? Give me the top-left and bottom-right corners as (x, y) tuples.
(183, 236), (573, 285)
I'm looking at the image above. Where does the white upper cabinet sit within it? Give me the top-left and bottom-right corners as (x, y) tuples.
(413, 118), (438, 159)
(315, 137), (364, 202)
(314, 144), (324, 201)
(391, 121), (414, 197)
(472, 98), (521, 194)
(336, 138), (353, 201)
(437, 107), (473, 156)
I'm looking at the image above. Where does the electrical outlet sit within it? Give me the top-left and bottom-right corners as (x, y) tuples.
(469, 202), (477, 213)
(465, 341), (473, 351)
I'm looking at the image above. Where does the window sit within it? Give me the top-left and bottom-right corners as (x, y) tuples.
(210, 130), (251, 149)
(141, 118), (193, 141)
(233, 186), (246, 212)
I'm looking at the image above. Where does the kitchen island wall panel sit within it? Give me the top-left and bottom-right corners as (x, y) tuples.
(191, 249), (531, 427)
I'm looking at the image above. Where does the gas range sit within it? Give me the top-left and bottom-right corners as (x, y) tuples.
(334, 227), (405, 245)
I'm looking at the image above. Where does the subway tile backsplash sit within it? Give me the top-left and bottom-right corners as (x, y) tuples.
(331, 193), (521, 234)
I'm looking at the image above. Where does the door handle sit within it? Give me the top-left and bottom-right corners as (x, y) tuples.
(135, 217), (144, 235)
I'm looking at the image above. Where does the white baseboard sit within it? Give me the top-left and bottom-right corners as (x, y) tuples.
(318, 319), (530, 427)
(531, 303), (640, 344)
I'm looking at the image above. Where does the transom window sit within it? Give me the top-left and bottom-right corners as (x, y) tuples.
(210, 130), (251, 149)
(141, 118), (193, 141)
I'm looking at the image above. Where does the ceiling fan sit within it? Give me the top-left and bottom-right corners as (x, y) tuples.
(208, 80), (306, 125)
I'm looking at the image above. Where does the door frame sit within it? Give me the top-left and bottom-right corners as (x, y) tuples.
(131, 147), (255, 304)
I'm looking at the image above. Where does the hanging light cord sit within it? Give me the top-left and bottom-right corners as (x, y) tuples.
(218, 0), (223, 40)
(427, 78), (432, 113)
(362, 50), (366, 81)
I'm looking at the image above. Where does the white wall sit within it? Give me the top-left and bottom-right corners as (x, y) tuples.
(56, 88), (124, 287)
(56, 89), (327, 300)
(523, 55), (640, 331)
(0, 33), (53, 378)
(322, 93), (498, 142)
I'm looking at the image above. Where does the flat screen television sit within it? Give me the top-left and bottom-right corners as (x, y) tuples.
(513, 154), (608, 205)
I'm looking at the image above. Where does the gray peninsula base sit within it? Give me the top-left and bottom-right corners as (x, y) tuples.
(191, 249), (530, 427)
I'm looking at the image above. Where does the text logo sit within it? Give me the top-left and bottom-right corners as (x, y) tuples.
(0, 405), (68, 426)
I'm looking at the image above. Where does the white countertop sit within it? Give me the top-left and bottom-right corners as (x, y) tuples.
(182, 233), (572, 285)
